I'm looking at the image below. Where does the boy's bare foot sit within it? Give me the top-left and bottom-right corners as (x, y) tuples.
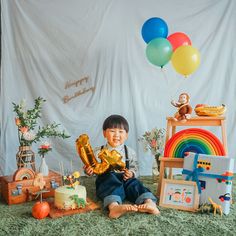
(138, 199), (160, 215)
(108, 203), (138, 219)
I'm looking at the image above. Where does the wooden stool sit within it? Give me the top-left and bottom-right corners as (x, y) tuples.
(165, 116), (227, 153)
(156, 116), (227, 198)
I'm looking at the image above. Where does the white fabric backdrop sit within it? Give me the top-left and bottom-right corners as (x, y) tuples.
(1, 0), (236, 176)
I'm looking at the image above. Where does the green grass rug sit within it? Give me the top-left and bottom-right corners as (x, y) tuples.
(0, 176), (235, 236)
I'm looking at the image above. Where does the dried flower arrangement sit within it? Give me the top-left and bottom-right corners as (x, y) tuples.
(138, 128), (166, 178)
(138, 128), (166, 158)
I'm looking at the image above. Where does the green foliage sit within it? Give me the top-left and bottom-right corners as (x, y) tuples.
(13, 97), (45, 130)
(13, 97), (70, 146)
(35, 123), (70, 142)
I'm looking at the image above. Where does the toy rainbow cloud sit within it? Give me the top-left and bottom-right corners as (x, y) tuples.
(164, 128), (226, 158)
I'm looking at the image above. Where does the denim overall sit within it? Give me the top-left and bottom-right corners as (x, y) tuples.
(95, 145), (157, 208)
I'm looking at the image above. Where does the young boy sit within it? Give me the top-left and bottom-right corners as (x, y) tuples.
(84, 114), (160, 219)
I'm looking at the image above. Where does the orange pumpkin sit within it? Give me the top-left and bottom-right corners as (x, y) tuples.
(32, 201), (50, 219)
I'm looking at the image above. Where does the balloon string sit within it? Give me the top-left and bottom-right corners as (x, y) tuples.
(161, 68), (188, 101)
(161, 68), (172, 101)
(172, 76), (186, 99)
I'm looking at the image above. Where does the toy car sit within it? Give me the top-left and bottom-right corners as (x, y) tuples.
(219, 193), (230, 202)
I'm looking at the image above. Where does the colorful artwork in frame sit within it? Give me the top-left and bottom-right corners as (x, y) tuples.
(159, 179), (199, 212)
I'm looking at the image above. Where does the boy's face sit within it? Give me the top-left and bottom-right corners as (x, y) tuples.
(103, 128), (128, 148)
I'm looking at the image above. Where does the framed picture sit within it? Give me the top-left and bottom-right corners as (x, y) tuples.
(159, 179), (199, 212)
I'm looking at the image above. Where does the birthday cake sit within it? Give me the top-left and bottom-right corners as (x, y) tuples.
(54, 185), (87, 210)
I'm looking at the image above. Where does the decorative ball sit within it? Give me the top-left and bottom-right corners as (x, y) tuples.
(32, 201), (50, 219)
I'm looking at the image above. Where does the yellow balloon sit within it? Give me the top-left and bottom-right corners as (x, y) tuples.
(171, 45), (200, 76)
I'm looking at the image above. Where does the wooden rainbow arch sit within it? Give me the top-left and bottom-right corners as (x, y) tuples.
(164, 128), (226, 158)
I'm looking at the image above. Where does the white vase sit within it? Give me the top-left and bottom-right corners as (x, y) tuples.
(39, 157), (49, 176)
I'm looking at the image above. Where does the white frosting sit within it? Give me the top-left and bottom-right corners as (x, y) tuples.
(54, 185), (87, 210)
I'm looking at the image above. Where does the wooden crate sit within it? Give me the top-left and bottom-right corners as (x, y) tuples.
(1, 170), (62, 205)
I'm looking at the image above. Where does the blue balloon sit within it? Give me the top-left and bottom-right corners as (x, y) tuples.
(141, 17), (168, 43)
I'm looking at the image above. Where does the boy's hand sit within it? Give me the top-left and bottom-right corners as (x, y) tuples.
(83, 165), (94, 176)
(123, 169), (134, 181)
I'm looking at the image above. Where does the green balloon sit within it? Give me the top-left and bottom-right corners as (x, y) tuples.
(146, 38), (173, 67)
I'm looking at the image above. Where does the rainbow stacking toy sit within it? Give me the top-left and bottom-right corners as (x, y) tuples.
(164, 128), (226, 158)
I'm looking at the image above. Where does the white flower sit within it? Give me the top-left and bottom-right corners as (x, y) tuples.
(23, 131), (36, 141)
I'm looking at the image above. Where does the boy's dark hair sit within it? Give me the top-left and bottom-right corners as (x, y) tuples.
(103, 115), (129, 132)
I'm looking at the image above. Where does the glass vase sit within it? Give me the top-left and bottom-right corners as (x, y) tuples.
(39, 157), (49, 176)
(16, 146), (36, 171)
(152, 154), (160, 183)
